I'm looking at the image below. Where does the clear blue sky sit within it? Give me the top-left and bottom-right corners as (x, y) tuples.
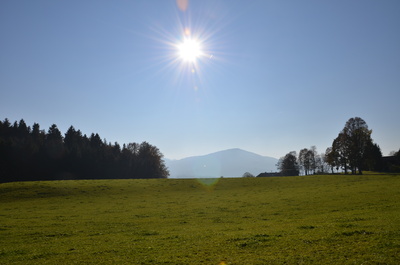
(1, 0), (399, 159)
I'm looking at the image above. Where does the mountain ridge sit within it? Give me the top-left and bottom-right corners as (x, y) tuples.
(164, 148), (278, 178)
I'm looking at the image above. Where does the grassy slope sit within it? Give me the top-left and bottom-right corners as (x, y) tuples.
(0, 174), (399, 264)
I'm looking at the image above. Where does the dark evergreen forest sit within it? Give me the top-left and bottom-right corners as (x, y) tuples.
(0, 119), (169, 182)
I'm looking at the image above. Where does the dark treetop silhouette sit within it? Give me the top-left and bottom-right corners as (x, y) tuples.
(0, 119), (169, 182)
(277, 117), (389, 176)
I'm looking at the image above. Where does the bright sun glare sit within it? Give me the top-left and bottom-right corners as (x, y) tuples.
(178, 38), (202, 62)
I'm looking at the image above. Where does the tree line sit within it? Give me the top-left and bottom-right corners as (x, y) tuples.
(0, 119), (169, 182)
(277, 117), (400, 176)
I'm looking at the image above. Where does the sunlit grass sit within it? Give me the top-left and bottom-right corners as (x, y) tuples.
(1, 174), (400, 264)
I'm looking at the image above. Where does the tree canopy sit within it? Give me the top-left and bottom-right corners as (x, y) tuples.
(0, 119), (169, 182)
(276, 117), (389, 176)
(277, 151), (299, 176)
(326, 117), (381, 174)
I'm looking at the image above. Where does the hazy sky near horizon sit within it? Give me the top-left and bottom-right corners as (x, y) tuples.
(1, 0), (399, 159)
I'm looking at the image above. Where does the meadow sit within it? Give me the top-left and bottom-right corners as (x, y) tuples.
(1, 174), (399, 264)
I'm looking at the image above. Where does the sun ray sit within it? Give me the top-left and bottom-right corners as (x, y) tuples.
(124, 1), (236, 94)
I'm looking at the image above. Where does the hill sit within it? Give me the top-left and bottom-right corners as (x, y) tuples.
(164, 148), (278, 178)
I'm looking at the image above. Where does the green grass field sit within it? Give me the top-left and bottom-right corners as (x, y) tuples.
(1, 174), (400, 264)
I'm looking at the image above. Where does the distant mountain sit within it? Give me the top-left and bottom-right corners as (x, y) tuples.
(164, 148), (278, 178)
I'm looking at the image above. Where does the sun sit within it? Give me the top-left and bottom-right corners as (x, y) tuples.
(177, 38), (202, 62)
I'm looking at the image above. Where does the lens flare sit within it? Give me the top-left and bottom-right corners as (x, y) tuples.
(196, 178), (221, 191)
(197, 178), (220, 187)
(139, 0), (228, 94)
(184, 27), (191, 36)
(176, 0), (189, 12)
